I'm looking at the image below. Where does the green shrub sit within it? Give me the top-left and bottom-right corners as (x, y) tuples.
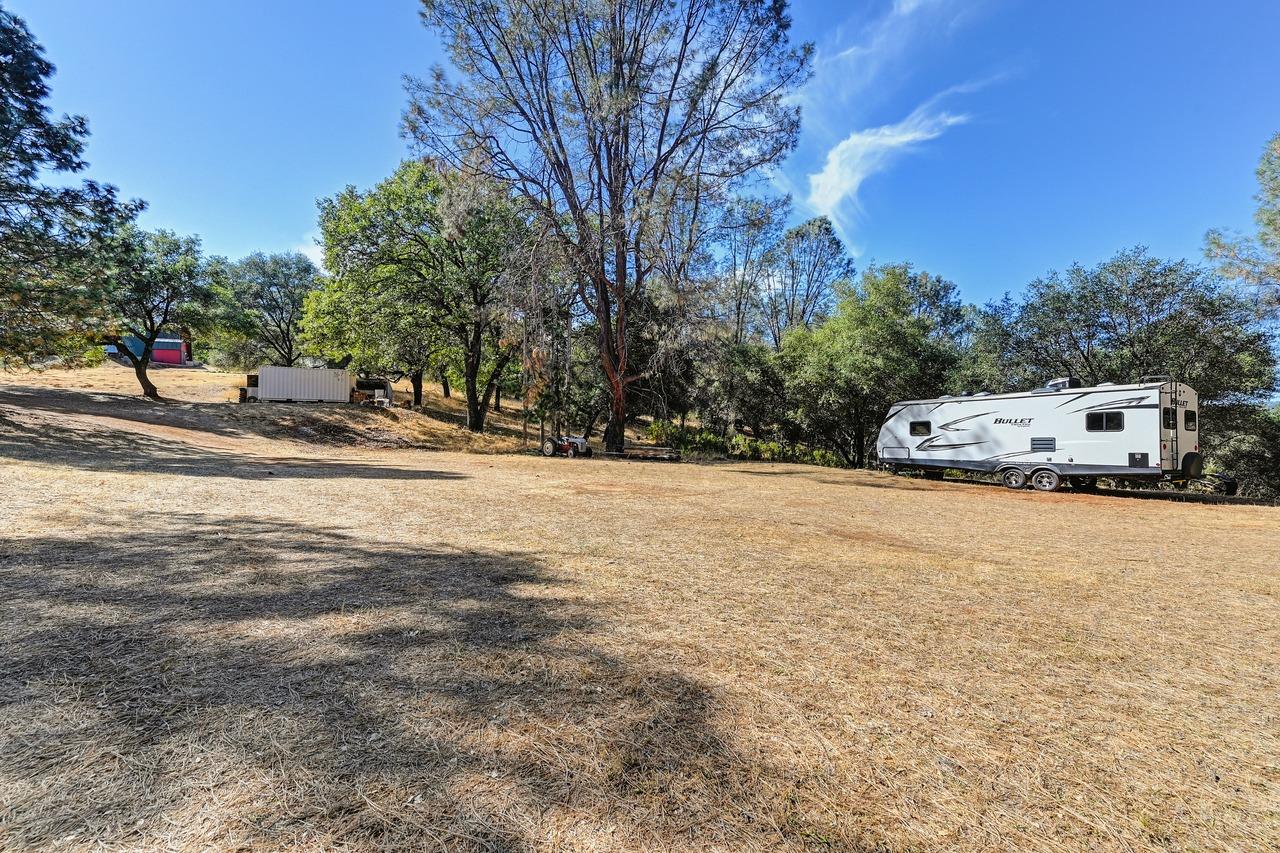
(809, 448), (842, 468)
(647, 419), (678, 446)
(757, 440), (784, 461)
(654, 423), (850, 469)
(695, 429), (726, 453)
(728, 433), (758, 460)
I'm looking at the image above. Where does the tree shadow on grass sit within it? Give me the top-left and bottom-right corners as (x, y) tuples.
(0, 386), (252, 438)
(0, 414), (465, 481)
(0, 514), (857, 850)
(728, 466), (940, 490)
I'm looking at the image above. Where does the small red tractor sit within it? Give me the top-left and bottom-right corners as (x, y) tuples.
(540, 435), (593, 458)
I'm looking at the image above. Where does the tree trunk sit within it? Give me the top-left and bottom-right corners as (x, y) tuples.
(603, 391), (626, 453)
(463, 354), (483, 432)
(589, 270), (629, 454)
(473, 351), (513, 434)
(410, 369), (424, 407)
(494, 385), (502, 413)
(599, 350), (627, 453)
(460, 323), (486, 432)
(438, 366), (451, 399)
(133, 352), (159, 400)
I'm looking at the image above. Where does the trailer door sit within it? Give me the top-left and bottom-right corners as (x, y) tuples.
(1159, 385), (1179, 472)
(1176, 384), (1200, 474)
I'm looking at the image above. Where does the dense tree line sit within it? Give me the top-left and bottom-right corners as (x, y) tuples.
(2, 3), (1277, 496)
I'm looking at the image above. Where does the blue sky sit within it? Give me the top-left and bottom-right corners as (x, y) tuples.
(9, 0), (1280, 303)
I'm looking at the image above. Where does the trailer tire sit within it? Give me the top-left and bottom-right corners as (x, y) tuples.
(1180, 451), (1204, 479)
(1031, 469), (1061, 492)
(922, 469), (945, 481)
(540, 438), (557, 457)
(1000, 468), (1027, 490)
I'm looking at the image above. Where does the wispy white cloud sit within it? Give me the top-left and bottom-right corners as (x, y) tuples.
(806, 74), (1006, 232)
(807, 100), (968, 234)
(797, 0), (961, 127)
(789, 0), (999, 246)
(294, 231), (326, 273)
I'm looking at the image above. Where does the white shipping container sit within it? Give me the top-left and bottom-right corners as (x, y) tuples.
(256, 366), (353, 403)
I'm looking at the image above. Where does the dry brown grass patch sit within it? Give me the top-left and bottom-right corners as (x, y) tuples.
(0, 372), (1277, 851)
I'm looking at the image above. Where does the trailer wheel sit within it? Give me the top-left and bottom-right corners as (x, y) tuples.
(1068, 476), (1097, 492)
(1180, 451), (1204, 479)
(1000, 468), (1027, 490)
(540, 438), (557, 457)
(1031, 469), (1061, 492)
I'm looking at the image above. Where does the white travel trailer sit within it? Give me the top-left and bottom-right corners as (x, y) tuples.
(877, 377), (1203, 491)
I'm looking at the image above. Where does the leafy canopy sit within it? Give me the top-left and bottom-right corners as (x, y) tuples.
(100, 227), (220, 349)
(0, 8), (140, 363)
(214, 252), (319, 368)
(308, 160), (526, 426)
(1206, 132), (1280, 317)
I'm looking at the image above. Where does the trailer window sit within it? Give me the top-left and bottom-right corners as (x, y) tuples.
(1162, 406), (1176, 430)
(1086, 411), (1124, 432)
(1184, 409), (1197, 431)
(909, 421), (931, 436)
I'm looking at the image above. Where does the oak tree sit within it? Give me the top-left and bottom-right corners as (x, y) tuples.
(216, 252), (319, 368)
(316, 160), (523, 429)
(406, 0), (812, 451)
(99, 227), (220, 399)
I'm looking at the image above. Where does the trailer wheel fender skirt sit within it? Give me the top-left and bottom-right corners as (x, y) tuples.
(1181, 451), (1204, 479)
(1030, 468), (1062, 492)
(1000, 467), (1028, 490)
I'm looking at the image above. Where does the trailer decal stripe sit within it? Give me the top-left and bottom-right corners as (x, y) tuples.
(1052, 389), (1137, 408)
(914, 436), (988, 451)
(1054, 392), (1091, 407)
(1069, 396), (1152, 413)
(938, 411), (997, 431)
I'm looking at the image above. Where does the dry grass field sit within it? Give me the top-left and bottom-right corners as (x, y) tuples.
(1, 367), (1277, 851)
